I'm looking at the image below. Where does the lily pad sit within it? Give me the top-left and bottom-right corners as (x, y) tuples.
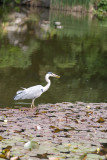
(86, 153), (105, 160)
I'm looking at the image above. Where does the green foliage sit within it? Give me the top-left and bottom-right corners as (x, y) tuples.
(51, 0), (90, 9)
(97, 0), (107, 11)
(15, 0), (21, 4)
(0, 45), (30, 68)
(1, 0), (21, 4)
(46, 11), (107, 83)
(0, 41), (40, 68)
(95, 0), (107, 19)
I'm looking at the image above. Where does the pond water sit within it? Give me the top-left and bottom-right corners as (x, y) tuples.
(0, 6), (107, 108)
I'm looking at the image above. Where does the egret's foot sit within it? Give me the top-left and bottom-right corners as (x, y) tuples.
(31, 104), (36, 109)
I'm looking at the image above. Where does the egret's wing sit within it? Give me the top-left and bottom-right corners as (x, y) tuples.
(16, 87), (26, 94)
(24, 85), (43, 99)
(14, 85), (43, 100)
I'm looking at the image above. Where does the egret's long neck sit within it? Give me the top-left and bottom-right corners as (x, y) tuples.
(43, 75), (51, 92)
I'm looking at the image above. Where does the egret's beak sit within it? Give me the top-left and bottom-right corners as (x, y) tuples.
(54, 74), (60, 78)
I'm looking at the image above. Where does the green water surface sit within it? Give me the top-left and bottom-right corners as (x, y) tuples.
(0, 6), (107, 107)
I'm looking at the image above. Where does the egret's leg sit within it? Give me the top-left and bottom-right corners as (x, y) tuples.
(31, 99), (35, 108)
(31, 100), (33, 108)
(32, 99), (35, 108)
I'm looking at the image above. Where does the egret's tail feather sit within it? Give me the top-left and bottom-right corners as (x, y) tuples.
(16, 90), (23, 94)
(14, 90), (24, 100)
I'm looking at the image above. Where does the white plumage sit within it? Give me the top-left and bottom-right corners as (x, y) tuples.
(14, 85), (43, 100)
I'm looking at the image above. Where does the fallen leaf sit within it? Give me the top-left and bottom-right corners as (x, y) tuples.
(0, 136), (4, 141)
(82, 154), (87, 160)
(2, 145), (12, 154)
(4, 145), (12, 150)
(41, 111), (47, 113)
(37, 153), (48, 159)
(14, 129), (25, 133)
(74, 119), (79, 123)
(54, 128), (62, 133)
(97, 117), (105, 123)
(0, 154), (6, 158)
(50, 126), (62, 133)
(50, 126), (56, 129)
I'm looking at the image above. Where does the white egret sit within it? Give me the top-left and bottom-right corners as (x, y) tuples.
(14, 72), (60, 108)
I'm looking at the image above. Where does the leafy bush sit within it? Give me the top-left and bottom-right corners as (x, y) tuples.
(97, 0), (107, 11)
(95, 0), (107, 19)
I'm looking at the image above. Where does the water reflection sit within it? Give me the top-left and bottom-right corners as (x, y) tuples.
(0, 6), (107, 107)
